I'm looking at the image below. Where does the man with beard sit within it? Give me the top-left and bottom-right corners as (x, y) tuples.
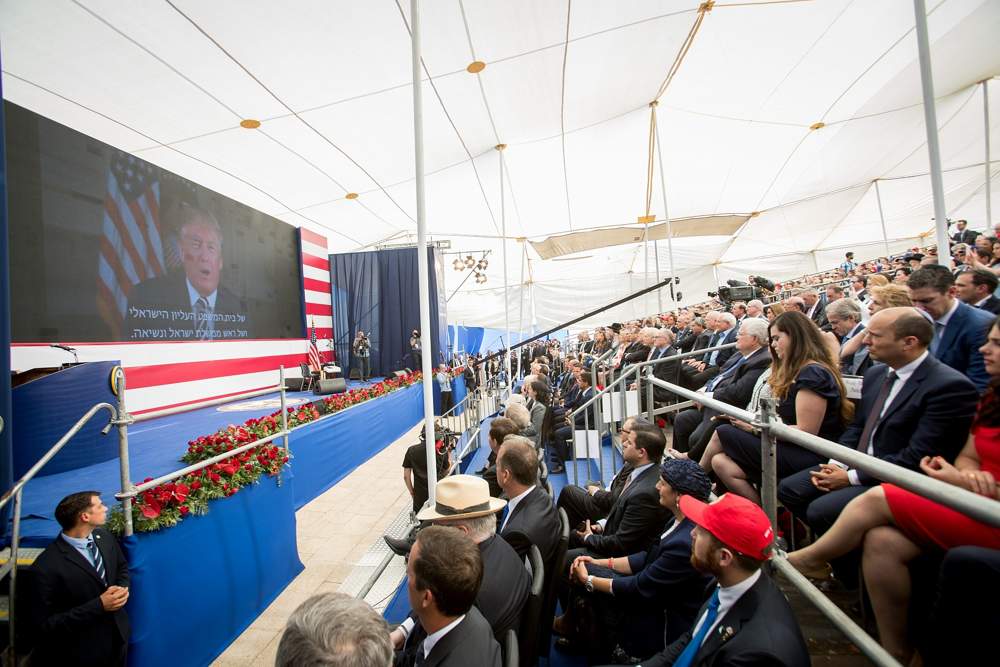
(637, 494), (809, 667)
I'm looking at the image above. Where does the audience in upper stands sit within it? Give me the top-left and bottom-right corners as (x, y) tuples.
(277, 593), (391, 667)
(908, 264), (993, 390)
(710, 311), (854, 504)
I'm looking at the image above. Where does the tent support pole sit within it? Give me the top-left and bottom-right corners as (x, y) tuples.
(912, 0), (950, 264)
(653, 238), (663, 313)
(410, 0), (437, 505)
(874, 180), (891, 256)
(653, 105), (677, 307)
(516, 241), (526, 377)
(498, 144), (511, 386)
(984, 79), (993, 229)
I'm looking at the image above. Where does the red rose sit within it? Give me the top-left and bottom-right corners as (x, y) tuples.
(178, 505), (190, 516)
(190, 480), (202, 491)
(208, 472), (221, 483)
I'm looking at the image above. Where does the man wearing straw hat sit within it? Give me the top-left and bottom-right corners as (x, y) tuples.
(390, 475), (529, 649)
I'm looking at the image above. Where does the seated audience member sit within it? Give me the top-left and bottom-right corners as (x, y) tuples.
(480, 417), (520, 497)
(787, 317), (1000, 662)
(955, 267), (1000, 314)
(676, 316), (710, 353)
(926, 546), (1000, 666)
(908, 264), (993, 391)
(671, 318), (771, 460)
(680, 312), (738, 389)
(570, 424), (671, 556)
(556, 460), (714, 661)
(633, 328), (680, 406)
(503, 401), (531, 431)
(868, 283), (912, 314)
(30, 491), (131, 667)
(783, 296), (806, 314)
(711, 311), (853, 504)
(801, 289), (828, 329)
(640, 494), (809, 667)
(867, 273), (890, 288)
(391, 476), (528, 642)
(497, 436), (561, 564)
(839, 283), (913, 373)
(778, 307), (978, 536)
(621, 327), (655, 369)
(824, 298), (871, 375)
(893, 266), (911, 284)
(277, 592), (391, 667)
(764, 302), (785, 322)
(551, 373), (596, 474)
(393, 526), (501, 667)
(746, 300), (765, 319)
(556, 416), (644, 530)
(851, 275), (869, 303)
(826, 283), (845, 304)
(520, 380), (551, 449)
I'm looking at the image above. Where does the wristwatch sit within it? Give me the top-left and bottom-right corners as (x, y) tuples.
(585, 575), (594, 593)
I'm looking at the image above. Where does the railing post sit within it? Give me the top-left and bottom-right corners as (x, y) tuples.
(758, 398), (779, 535)
(645, 366), (655, 423)
(113, 368), (134, 538)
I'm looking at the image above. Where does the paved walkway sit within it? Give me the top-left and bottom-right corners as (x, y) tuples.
(211, 422), (422, 665)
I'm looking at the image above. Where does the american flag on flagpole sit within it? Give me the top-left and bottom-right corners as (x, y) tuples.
(97, 151), (169, 337)
(308, 319), (322, 372)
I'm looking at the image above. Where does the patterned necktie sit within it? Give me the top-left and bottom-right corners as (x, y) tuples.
(857, 370), (898, 452)
(194, 297), (213, 340)
(674, 588), (721, 667)
(87, 538), (107, 582)
(415, 643), (426, 666)
(706, 355), (746, 391)
(930, 321), (945, 354)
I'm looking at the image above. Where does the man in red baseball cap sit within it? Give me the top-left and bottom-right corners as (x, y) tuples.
(637, 494), (809, 667)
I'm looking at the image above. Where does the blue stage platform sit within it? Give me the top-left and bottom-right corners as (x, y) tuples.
(11, 374), (455, 667)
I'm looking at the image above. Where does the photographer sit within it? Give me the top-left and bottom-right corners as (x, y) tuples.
(352, 331), (371, 381)
(409, 329), (421, 370)
(401, 421), (455, 515)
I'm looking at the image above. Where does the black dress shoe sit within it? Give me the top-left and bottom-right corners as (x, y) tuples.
(383, 534), (415, 556)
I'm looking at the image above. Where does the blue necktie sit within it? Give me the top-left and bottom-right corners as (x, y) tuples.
(702, 334), (720, 363)
(499, 504), (510, 529)
(706, 355), (746, 391)
(87, 538), (106, 583)
(674, 588), (721, 667)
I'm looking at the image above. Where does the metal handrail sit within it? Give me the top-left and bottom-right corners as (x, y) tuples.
(567, 342), (737, 419)
(0, 400), (119, 662)
(644, 376), (1000, 527)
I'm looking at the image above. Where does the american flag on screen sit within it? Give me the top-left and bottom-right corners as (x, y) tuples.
(308, 319), (323, 372)
(96, 151), (166, 337)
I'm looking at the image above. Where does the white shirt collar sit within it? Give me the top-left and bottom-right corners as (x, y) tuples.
(976, 295), (992, 308)
(501, 486), (535, 532)
(936, 298), (960, 327)
(891, 350), (928, 381)
(844, 322), (865, 340)
(185, 278), (217, 310)
(421, 614), (465, 658)
(706, 569), (762, 639)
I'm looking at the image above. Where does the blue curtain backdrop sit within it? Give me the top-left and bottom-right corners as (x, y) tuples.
(0, 50), (13, 535)
(329, 246), (447, 377)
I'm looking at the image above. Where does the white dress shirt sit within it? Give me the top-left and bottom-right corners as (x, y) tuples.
(421, 614), (465, 658)
(689, 570), (762, 645)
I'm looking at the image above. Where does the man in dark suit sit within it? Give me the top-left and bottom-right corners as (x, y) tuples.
(671, 318), (771, 459)
(571, 425), (671, 557)
(951, 218), (979, 245)
(955, 267), (1000, 314)
(676, 316), (709, 353)
(391, 475), (527, 643)
(552, 374), (596, 474)
(638, 494), (809, 667)
(556, 416), (645, 530)
(908, 264), (994, 391)
(778, 308), (979, 534)
(30, 491), (130, 667)
(125, 204), (243, 341)
(497, 437), (561, 565)
(479, 417), (520, 498)
(394, 526), (501, 667)
(680, 312), (738, 389)
(825, 298), (872, 376)
(802, 289), (829, 329)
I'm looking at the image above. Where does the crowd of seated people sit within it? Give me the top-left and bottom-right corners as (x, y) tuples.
(268, 226), (998, 667)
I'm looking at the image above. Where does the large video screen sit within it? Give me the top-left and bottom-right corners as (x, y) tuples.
(6, 101), (305, 343)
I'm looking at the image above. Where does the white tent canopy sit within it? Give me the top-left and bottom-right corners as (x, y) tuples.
(2, 0), (998, 331)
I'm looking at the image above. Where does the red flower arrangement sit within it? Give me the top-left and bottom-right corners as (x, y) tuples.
(109, 371), (422, 533)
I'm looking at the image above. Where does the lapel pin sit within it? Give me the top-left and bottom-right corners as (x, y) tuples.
(720, 626), (734, 642)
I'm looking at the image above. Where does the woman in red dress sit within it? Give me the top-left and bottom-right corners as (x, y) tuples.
(787, 314), (1000, 663)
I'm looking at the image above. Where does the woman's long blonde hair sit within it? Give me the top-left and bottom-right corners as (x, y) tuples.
(768, 311), (854, 424)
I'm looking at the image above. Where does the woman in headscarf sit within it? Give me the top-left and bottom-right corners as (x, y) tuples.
(554, 459), (714, 661)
